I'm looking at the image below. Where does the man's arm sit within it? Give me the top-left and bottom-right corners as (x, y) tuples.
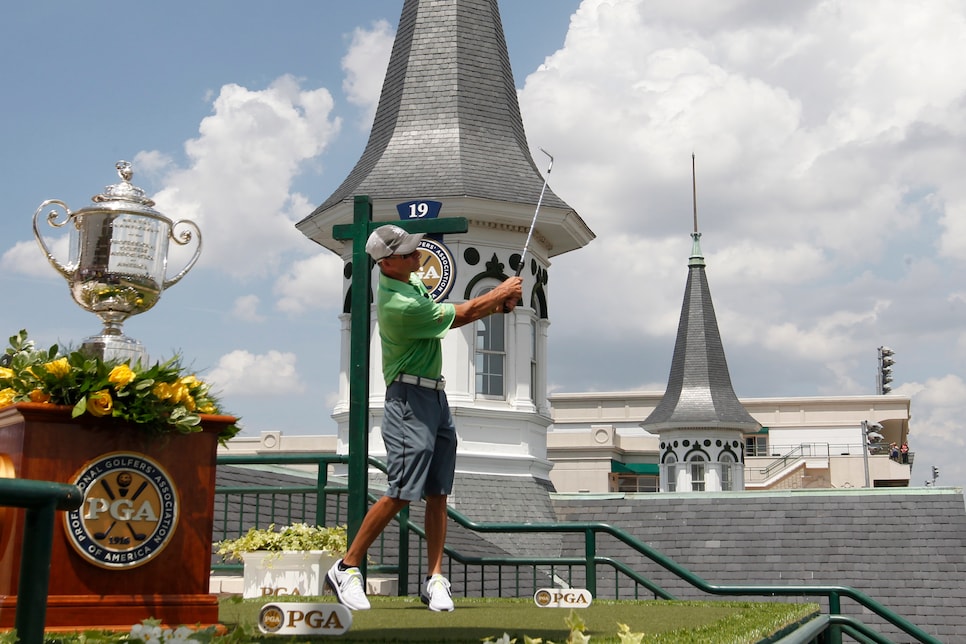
(451, 276), (523, 328)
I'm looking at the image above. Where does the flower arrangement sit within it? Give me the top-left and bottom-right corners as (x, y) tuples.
(0, 329), (240, 442)
(216, 523), (348, 562)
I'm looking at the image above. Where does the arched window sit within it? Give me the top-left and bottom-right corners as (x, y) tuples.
(474, 285), (506, 397)
(689, 454), (706, 492)
(664, 454), (677, 492)
(720, 452), (735, 491)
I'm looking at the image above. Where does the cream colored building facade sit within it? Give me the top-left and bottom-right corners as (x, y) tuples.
(221, 390), (914, 495)
(547, 391), (913, 493)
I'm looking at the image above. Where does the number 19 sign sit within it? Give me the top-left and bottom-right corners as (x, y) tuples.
(396, 200), (442, 220)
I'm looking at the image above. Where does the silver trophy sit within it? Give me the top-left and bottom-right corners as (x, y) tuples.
(32, 161), (202, 364)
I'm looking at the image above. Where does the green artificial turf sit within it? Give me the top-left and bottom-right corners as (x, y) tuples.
(218, 595), (820, 643)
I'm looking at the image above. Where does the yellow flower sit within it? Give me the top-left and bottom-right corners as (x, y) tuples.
(197, 402), (216, 414)
(180, 375), (199, 388)
(183, 395), (196, 412)
(29, 389), (51, 403)
(0, 367), (14, 380)
(0, 388), (15, 408)
(44, 357), (71, 378)
(152, 382), (173, 400)
(108, 364), (136, 389)
(170, 381), (189, 404)
(86, 390), (113, 417)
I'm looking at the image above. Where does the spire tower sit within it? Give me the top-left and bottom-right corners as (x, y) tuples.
(642, 158), (759, 492)
(296, 0), (594, 491)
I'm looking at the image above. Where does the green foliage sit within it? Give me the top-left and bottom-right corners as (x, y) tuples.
(0, 330), (240, 443)
(0, 619), (255, 643)
(215, 523), (349, 562)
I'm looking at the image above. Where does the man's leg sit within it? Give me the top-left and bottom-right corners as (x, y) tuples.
(421, 493), (454, 611)
(425, 493), (448, 575)
(327, 495), (408, 610)
(343, 495), (409, 567)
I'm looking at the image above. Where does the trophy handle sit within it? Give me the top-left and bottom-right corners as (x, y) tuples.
(32, 199), (74, 280)
(163, 218), (203, 289)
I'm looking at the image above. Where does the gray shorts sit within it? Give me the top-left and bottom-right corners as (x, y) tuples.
(382, 381), (457, 502)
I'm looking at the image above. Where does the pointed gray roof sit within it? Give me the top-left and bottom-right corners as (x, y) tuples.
(297, 0), (593, 257)
(641, 232), (760, 433)
(296, 0), (594, 257)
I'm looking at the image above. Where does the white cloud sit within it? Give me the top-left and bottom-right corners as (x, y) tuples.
(1, 238), (65, 279)
(206, 349), (304, 397)
(142, 74), (342, 279)
(231, 295), (265, 323)
(523, 0), (966, 484)
(274, 253), (345, 314)
(342, 19), (395, 128)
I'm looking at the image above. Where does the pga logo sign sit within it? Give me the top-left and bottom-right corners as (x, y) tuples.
(533, 588), (593, 608)
(258, 602), (352, 636)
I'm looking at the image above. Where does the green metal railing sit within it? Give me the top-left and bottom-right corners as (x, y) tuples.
(214, 454), (941, 644)
(0, 477), (83, 644)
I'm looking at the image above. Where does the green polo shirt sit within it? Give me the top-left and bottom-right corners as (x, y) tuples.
(377, 272), (456, 385)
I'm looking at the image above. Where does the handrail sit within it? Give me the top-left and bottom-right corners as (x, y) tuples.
(760, 444), (805, 478)
(0, 477), (83, 644)
(215, 453), (940, 643)
(440, 507), (940, 644)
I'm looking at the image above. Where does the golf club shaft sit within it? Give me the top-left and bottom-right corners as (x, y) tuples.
(503, 149), (553, 314)
(515, 148), (554, 277)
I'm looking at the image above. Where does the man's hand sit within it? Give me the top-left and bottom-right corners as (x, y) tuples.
(497, 276), (523, 313)
(497, 276), (523, 304)
(453, 276), (524, 328)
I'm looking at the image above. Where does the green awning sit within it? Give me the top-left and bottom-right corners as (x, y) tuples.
(611, 461), (659, 475)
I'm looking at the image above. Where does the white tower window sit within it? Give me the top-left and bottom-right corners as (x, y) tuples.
(474, 285), (506, 398)
(689, 454), (706, 491)
(720, 452), (735, 491)
(664, 454), (677, 492)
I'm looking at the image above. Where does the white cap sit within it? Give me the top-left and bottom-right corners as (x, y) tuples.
(365, 225), (424, 261)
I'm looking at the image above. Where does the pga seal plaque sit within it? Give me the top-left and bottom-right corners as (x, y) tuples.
(415, 238), (456, 302)
(64, 451), (179, 569)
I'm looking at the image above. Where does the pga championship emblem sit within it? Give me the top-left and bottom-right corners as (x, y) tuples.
(415, 238), (455, 302)
(63, 451), (179, 569)
(258, 602), (352, 636)
(533, 588), (593, 608)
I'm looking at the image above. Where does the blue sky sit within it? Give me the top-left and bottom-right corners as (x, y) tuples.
(3, 1), (966, 490)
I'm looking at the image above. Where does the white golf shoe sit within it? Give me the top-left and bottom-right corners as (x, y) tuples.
(325, 559), (371, 611)
(420, 573), (454, 612)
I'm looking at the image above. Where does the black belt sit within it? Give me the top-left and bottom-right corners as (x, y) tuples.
(394, 373), (446, 390)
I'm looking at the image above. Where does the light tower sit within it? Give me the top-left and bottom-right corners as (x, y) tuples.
(877, 346), (895, 395)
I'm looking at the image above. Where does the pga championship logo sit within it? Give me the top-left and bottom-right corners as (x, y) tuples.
(415, 238), (455, 302)
(63, 451), (179, 569)
(534, 588), (593, 608)
(259, 603), (352, 636)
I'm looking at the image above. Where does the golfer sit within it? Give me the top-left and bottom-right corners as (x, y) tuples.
(327, 224), (523, 612)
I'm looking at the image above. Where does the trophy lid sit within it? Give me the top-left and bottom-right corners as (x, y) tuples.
(79, 160), (168, 220)
(93, 160), (155, 205)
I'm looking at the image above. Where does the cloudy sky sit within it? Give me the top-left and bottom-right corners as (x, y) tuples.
(2, 1), (965, 490)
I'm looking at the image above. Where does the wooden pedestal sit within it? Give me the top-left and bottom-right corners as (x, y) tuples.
(0, 403), (235, 631)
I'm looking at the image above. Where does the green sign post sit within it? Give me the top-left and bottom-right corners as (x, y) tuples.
(332, 195), (467, 543)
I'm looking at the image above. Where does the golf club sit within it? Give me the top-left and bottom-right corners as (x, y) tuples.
(515, 148), (554, 277)
(503, 148), (553, 313)
(126, 521), (147, 541)
(94, 520), (116, 541)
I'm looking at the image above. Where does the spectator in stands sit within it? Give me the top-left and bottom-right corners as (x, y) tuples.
(890, 443), (899, 461)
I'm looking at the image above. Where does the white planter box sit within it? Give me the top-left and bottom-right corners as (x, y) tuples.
(241, 550), (338, 599)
